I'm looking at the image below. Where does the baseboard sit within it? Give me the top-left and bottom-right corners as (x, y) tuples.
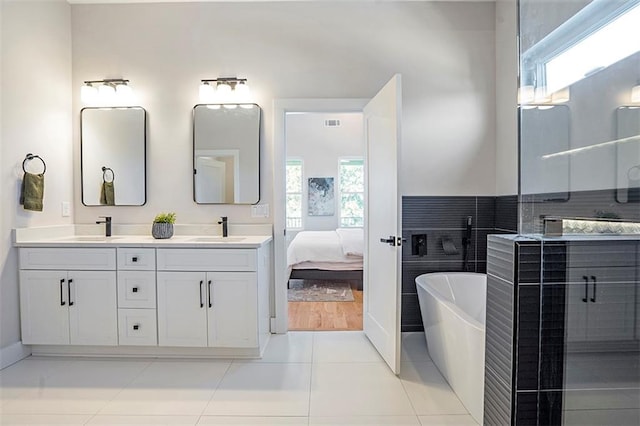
(0, 341), (31, 370)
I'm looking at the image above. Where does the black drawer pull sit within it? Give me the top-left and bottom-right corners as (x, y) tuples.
(60, 279), (66, 306)
(133, 324), (140, 331)
(132, 256), (138, 262)
(132, 286), (139, 293)
(68, 279), (74, 306)
(590, 275), (597, 303)
(208, 280), (212, 308)
(582, 276), (588, 303)
(199, 280), (204, 308)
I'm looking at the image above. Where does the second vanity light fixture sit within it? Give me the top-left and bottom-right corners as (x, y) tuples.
(81, 79), (133, 105)
(199, 77), (252, 107)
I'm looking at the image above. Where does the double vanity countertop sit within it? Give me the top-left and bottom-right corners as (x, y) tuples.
(13, 224), (272, 248)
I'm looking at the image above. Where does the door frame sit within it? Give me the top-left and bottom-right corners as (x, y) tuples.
(272, 98), (368, 333)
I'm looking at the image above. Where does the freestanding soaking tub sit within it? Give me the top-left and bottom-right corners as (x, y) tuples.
(415, 272), (487, 424)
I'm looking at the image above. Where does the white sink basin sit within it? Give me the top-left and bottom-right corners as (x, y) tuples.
(188, 236), (245, 243)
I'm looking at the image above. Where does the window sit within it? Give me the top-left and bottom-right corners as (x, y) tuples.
(286, 159), (303, 229)
(339, 158), (364, 227)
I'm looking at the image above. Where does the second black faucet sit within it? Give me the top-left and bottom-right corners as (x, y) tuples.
(218, 216), (228, 237)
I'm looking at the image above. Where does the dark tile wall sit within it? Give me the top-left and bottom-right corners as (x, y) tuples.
(401, 195), (518, 331)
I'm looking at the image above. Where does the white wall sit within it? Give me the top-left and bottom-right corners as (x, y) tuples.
(286, 112), (364, 231)
(1, 0), (73, 352)
(494, 0), (518, 195)
(71, 0), (497, 228)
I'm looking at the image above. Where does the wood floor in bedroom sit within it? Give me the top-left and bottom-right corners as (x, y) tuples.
(288, 290), (363, 331)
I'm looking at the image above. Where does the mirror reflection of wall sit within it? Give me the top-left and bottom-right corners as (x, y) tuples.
(81, 107), (147, 206)
(615, 106), (640, 203)
(519, 105), (570, 200)
(193, 104), (260, 204)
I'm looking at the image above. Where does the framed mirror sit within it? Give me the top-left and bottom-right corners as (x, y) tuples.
(615, 106), (640, 203)
(193, 104), (261, 204)
(81, 107), (147, 206)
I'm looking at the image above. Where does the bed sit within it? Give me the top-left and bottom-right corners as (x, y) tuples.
(287, 228), (364, 288)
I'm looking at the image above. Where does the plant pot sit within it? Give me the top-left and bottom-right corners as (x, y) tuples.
(152, 222), (174, 239)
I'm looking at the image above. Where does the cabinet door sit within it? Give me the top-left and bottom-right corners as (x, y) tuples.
(585, 279), (635, 342)
(19, 270), (69, 345)
(68, 271), (117, 345)
(207, 272), (258, 348)
(565, 271), (589, 342)
(157, 272), (208, 347)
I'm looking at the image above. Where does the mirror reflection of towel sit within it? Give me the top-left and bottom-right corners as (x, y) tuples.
(20, 172), (44, 212)
(100, 181), (115, 205)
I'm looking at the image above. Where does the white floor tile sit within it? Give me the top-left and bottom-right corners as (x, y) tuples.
(0, 357), (73, 400)
(86, 415), (199, 425)
(400, 362), (468, 416)
(99, 360), (230, 416)
(310, 362), (414, 417)
(251, 332), (313, 363)
(1, 360), (150, 415)
(0, 414), (90, 424)
(198, 417), (309, 425)
(309, 415), (421, 425)
(312, 332), (382, 363)
(203, 363), (311, 416)
(401, 332), (432, 365)
(418, 414), (478, 425)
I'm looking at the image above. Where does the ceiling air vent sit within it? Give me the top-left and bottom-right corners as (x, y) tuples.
(324, 119), (341, 127)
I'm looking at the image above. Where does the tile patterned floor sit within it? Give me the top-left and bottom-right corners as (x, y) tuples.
(0, 332), (477, 425)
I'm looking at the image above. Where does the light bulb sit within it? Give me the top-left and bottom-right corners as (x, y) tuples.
(223, 104), (238, 109)
(81, 84), (98, 103)
(98, 83), (116, 103)
(115, 82), (133, 101)
(216, 82), (232, 103)
(632, 85), (640, 103)
(235, 81), (250, 102)
(199, 82), (215, 103)
(517, 85), (534, 104)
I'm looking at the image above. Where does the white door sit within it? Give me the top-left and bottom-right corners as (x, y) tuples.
(363, 74), (402, 374)
(19, 270), (70, 345)
(157, 271), (208, 347)
(68, 271), (118, 346)
(207, 272), (258, 348)
(196, 156), (226, 203)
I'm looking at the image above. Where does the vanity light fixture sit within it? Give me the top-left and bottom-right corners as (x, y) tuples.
(199, 77), (251, 105)
(81, 79), (133, 105)
(551, 86), (570, 103)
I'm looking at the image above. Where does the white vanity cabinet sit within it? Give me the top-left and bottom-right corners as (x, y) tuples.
(19, 248), (118, 346)
(156, 248), (263, 349)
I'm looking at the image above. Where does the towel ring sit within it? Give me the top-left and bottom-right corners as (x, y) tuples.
(102, 166), (115, 183)
(22, 153), (46, 175)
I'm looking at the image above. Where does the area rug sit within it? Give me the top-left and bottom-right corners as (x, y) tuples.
(288, 279), (355, 302)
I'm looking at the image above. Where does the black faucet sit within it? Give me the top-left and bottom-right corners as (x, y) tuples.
(96, 216), (112, 237)
(218, 216), (228, 237)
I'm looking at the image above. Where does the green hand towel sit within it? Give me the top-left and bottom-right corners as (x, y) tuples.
(100, 181), (115, 206)
(20, 172), (44, 212)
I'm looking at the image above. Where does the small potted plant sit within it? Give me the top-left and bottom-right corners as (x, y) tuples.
(152, 212), (176, 239)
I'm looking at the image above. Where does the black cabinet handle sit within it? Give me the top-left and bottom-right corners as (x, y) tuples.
(199, 280), (204, 308)
(582, 276), (588, 302)
(208, 280), (212, 308)
(132, 256), (138, 262)
(68, 279), (74, 306)
(133, 324), (140, 330)
(590, 275), (597, 303)
(132, 286), (139, 293)
(60, 279), (66, 306)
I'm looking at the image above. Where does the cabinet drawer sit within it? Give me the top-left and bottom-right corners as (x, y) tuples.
(19, 248), (116, 270)
(567, 242), (638, 268)
(117, 271), (156, 309)
(157, 249), (257, 272)
(118, 309), (157, 346)
(117, 248), (156, 270)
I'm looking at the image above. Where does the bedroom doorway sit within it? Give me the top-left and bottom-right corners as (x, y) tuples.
(284, 111), (365, 331)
